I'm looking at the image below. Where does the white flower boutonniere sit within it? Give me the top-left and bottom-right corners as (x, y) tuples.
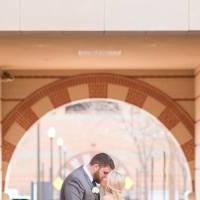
(92, 186), (100, 194)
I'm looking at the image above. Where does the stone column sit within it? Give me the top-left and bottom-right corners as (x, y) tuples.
(168, 142), (176, 200)
(0, 70), (2, 199)
(195, 67), (200, 200)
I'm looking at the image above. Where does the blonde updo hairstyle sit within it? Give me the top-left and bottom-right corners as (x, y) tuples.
(106, 170), (126, 199)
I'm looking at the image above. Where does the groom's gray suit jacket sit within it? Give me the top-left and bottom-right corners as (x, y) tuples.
(60, 166), (96, 200)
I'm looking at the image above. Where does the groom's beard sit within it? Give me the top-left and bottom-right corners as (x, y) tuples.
(93, 170), (101, 184)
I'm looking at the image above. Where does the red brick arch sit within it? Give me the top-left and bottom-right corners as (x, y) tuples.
(2, 73), (194, 189)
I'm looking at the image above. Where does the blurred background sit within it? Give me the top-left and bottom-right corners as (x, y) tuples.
(4, 99), (192, 200)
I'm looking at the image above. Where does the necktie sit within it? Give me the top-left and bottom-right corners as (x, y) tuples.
(92, 180), (97, 187)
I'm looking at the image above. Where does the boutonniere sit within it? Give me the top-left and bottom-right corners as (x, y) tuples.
(92, 186), (100, 194)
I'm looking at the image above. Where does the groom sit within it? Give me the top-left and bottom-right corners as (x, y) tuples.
(60, 153), (115, 200)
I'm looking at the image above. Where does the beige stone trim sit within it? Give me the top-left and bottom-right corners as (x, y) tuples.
(171, 122), (192, 145)
(31, 96), (54, 118)
(68, 84), (89, 101)
(107, 84), (129, 101)
(143, 96), (165, 117)
(4, 123), (25, 146)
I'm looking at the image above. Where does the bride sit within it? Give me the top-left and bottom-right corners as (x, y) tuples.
(100, 170), (126, 200)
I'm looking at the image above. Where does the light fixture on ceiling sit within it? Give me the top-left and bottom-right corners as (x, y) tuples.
(1, 71), (15, 82)
(78, 49), (122, 56)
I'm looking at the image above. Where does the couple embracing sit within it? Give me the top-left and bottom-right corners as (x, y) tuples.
(60, 153), (125, 200)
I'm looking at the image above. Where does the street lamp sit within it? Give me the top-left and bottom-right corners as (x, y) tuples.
(57, 137), (64, 178)
(63, 147), (67, 179)
(48, 127), (56, 200)
(48, 127), (56, 139)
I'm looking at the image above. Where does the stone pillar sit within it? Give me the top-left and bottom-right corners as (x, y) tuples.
(168, 142), (176, 200)
(0, 70), (2, 199)
(195, 67), (200, 200)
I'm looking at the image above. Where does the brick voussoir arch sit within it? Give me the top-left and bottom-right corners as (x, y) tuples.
(2, 73), (195, 189)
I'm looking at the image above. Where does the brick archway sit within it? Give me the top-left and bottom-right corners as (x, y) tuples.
(2, 73), (194, 189)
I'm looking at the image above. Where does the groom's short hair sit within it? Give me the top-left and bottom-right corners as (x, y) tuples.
(90, 153), (115, 169)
